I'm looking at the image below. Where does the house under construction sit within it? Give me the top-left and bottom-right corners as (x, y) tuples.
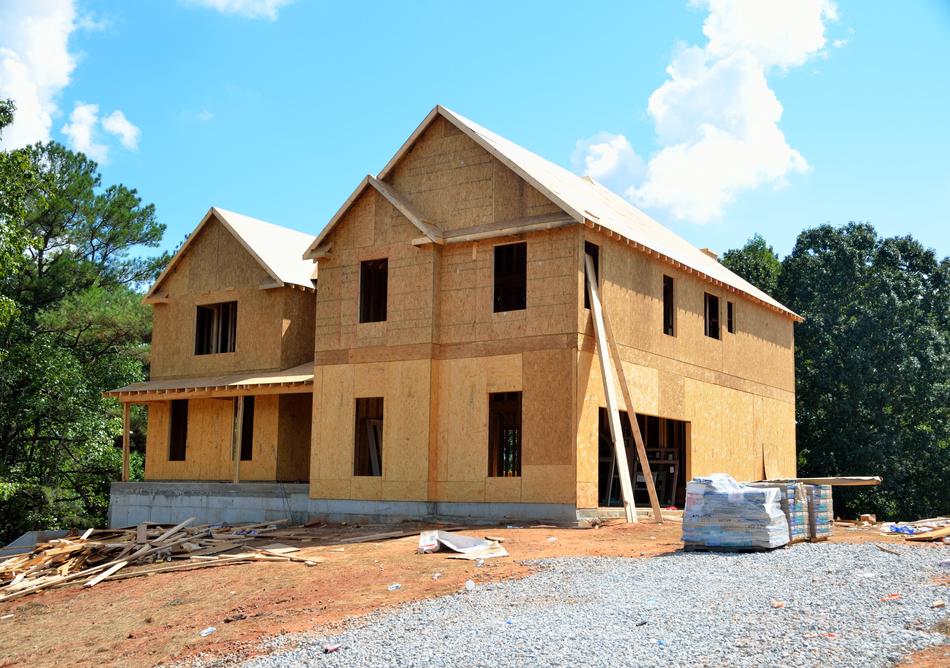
(106, 106), (800, 526)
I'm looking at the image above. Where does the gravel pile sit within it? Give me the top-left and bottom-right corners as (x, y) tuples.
(240, 543), (947, 668)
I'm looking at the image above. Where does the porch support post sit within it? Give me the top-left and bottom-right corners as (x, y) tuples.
(121, 402), (131, 482)
(232, 395), (244, 484)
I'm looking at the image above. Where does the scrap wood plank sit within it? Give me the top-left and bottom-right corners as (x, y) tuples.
(153, 517), (196, 543)
(0, 561), (113, 602)
(247, 547), (326, 563)
(905, 526), (950, 542)
(601, 298), (663, 524)
(585, 254), (636, 524)
(84, 561), (128, 588)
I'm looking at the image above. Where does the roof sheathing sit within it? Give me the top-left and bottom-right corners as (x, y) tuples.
(147, 207), (316, 298)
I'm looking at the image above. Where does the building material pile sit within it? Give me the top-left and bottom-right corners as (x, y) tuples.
(0, 518), (315, 602)
(806, 484), (833, 541)
(747, 482), (810, 543)
(682, 474), (790, 551)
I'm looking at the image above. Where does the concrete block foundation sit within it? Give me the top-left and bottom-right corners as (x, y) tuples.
(109, 482), (579, 527)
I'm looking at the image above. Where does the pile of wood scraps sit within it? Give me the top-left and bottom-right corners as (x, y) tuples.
(881, 517), (950, 542)
(0, 518), (321, 602)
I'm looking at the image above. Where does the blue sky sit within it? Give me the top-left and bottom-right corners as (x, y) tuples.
(2, 0), (948, 259)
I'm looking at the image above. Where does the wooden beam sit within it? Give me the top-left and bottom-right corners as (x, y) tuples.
(121, 402), (130, 482)
(584, 254), (637, 523)
(601, 307), (664, 523)
(232, 396), (244, 484)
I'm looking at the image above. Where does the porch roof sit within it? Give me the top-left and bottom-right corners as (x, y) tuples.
(104, 362), (314, 400)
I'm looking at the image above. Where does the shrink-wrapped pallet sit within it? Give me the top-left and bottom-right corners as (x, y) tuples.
(682, 474), (790, 550)
(746, 481), (810, 543)
(805, 484), (833, 541)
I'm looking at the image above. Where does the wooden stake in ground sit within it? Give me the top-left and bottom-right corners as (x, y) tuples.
(601, 305), (664, 524)
(585, 254), (636, 524)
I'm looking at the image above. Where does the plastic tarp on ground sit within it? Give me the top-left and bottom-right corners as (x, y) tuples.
(682, 474), (790, 550)
(417, 530), (508, 560)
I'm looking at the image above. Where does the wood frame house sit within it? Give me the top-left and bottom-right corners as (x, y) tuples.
(107, 106), (800, 527)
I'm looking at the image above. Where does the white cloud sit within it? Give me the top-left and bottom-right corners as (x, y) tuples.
(102, 109), (140, 149)
(699, 0), (837, 69)
(185, 0), (295, 21)
(574, 0), (839, 223)
(571, 133), (644, 194)
(61, 102), (108, 162)
(0, 0), (77, 148)
(197, 109), (214, 121)
(61, 103), (139, 163)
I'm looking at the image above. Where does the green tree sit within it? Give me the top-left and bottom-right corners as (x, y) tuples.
(721, 233), (782, 296)
(779, 223), (950, 520)
(0, 106), (166, 541)
(0, 100), (33, 329)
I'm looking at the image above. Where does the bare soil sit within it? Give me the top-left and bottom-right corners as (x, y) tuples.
(0, 520), (942, 668)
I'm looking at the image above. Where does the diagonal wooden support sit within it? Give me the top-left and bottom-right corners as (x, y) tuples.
(585, 255), (637, 523)
(602, 308), (664, 524)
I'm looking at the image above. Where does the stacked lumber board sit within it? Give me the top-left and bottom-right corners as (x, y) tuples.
(0, 518), (318, 602)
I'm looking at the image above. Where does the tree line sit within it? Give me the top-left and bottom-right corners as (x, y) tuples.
(0, 99), (946, 541)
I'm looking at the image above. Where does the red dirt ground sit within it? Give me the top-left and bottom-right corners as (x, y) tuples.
(0, 521), (944, 668)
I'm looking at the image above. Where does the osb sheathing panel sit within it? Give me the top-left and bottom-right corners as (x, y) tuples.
(436, 227), (578, 346)
(579, 229), (795, 395)
(309, 359), (432, 502)
(144, 399), (237, 481)
(429, 353), (575, 505)
(385, 116), (561, 234)
(150, 216), (309, 379)
(276, 393), (312, 481)
(142, 396), (316, 482)
(314, 189), (437, 354)
(309, 351), (576, 506)
(575, 349), (796, 507)
(238, 395), (279, 481)
(280, 290), (316, 370)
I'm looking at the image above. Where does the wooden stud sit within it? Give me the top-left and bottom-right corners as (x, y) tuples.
(584, 254), (637, 523)
(121, 402), (130, 482)
(232, 396), (244, 484)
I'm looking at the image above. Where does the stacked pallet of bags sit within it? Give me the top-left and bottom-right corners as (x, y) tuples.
(806, 484), (833, 541)
(747, 481), (810, 543)
(682, 474), (790, 550)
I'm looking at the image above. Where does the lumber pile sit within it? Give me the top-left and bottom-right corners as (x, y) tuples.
(0, 518), (315, 602)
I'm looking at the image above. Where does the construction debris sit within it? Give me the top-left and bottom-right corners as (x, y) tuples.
(418, 530), (509, 560)
(0, 518), (315, 602)
(881, 517), (950, 541)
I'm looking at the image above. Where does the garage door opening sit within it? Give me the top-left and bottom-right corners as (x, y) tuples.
(597, 409), (689, 509)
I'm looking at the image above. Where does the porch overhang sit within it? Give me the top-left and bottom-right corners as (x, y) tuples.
(103, 362), (315, 403)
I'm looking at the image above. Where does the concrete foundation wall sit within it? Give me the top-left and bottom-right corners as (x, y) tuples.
(109, 482), (577, 527)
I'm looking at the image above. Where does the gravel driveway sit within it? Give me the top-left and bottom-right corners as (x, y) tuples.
(240, 543), (947, 668)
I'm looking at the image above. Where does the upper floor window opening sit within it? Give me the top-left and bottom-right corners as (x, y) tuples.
(493, 242), (527, 312)
(195, 301), (237, 355)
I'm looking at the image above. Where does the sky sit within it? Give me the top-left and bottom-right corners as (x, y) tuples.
(1, 0), (948, 260)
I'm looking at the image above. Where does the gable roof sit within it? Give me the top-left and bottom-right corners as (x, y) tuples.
(304, 176), (442, 258)
(147, 207), (317, 299)
(378, 106), (800, 321)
